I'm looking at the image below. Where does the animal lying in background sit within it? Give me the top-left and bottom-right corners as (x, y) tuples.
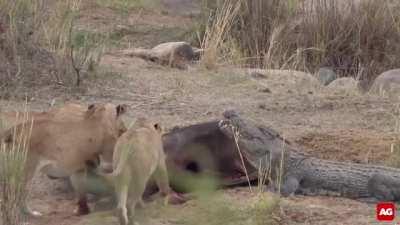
(97, 118), (185, 225)
(120, 41), (203, 69)
(0, 103), (128, 217)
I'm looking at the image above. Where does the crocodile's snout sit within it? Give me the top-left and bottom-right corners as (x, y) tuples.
(218, 119), (231, 129)
(222, 110), (240, 119)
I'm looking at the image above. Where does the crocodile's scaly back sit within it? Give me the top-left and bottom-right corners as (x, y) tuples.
(218, 110), (400, 202)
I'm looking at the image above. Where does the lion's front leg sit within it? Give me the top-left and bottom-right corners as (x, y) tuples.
(70, 170), (90, 215)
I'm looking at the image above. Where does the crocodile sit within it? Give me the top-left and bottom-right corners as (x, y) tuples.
(218, 110), (400, 202)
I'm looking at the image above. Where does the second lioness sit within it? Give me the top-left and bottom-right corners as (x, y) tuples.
(101, 118), (176, 225)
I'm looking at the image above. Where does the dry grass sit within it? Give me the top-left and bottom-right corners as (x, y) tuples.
(0, 0), (110, 97)
(386, 103), (400, 168)
(231, 123), (253, 192)
(201, 0), (400, 85)
(78, 191), (280, 225)
(0, 106), (32, 225)
(0, 0), (70, 90)
(200, 0), (242, 69)
(182, 192), (280, 225)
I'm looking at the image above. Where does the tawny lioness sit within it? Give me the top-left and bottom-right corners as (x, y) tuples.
(100, 118), (183, 225)
(0, 103), (127, 216)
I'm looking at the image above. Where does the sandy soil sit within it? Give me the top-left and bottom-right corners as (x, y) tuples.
(2, 1), (400, 225)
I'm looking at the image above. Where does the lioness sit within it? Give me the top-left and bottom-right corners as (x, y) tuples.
(1, 102), (127, 179)
(100, 118), (180, 225)
(0, 103), (127, 216)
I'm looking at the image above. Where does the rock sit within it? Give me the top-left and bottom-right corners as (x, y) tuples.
(259, 88), (271, 93)
(317, 67), (337, 86)
(247, 69), (321, 95)
(121, 42), (203, 69)
(370, 69), (400, 95)
(326, 77), (360, 94)
(249, 71), (268, 79)
(258, 103), (267, 109)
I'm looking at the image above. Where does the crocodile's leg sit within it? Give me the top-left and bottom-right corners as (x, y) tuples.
(280, 175), (300, 197)
(368, 174), (400, 201)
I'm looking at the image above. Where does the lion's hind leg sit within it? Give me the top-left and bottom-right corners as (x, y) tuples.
(116, 184), (129, 225)
(126, 177), (148, 225)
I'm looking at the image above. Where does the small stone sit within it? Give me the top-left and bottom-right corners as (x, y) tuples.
(326, 77), (359, 94)
(317, 67), (337, 86)
(258, 104), (267, 109)
(260, 88), (271, 93)
(250, 71), (268, 79)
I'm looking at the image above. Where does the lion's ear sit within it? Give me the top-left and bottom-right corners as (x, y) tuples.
(86, 104), (96, 117)
(154, 123), (162, 133)
(116, 104), (128, 117)
(4, 133), (12, 143)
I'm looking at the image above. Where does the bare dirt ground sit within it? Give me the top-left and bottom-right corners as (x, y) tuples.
(2, 1), (400, 225)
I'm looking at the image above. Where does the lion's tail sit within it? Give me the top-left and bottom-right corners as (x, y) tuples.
(109, 143), (134, 177)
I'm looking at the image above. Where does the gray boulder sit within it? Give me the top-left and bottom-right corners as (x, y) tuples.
(326, 77), (360, 95)
(317, 67), (337, 86)
(370, 69), (400, 95)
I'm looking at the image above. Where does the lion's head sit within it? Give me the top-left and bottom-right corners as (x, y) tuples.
(85, 103), (128, 162)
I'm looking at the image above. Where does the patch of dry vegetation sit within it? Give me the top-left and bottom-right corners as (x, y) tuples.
(200, 0), (242, 69)
(0, 0), (109, 98)
(200, 0), (400, 85)
(78, 191), (280, 225)
(181, 193), (280, 225)
(0, 108), (31, 225)
(0, 0), (71, 92)
(386, 103), (400, 168)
